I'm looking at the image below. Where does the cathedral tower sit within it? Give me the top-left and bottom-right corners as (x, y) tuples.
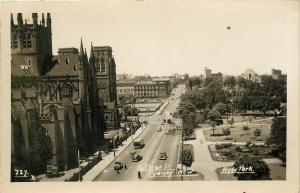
(11, 13), (53, 75)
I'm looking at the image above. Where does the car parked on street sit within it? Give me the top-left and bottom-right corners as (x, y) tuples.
(113, 162), (124, 170)
(159, 152), (167, 160)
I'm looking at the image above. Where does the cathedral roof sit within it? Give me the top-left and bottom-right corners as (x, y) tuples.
(46, 55), (80, 76)
(11, 55), (36, 77)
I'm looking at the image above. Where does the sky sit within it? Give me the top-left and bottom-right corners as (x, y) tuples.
(10, 1), (298, 76)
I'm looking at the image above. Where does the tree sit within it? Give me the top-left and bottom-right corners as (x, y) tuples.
(213, 102), (227, 115)
(188, 78), (193, 91)
(254, 128), (261, 137)
(252, 96), (280, 116)
(267, 117), (286, 164)
(224, 76), (236, 89)
(233, 155), (270, 180)
(208, 108), (222, 135)
(181, 149), (193, 171)
(222, 128), (231, 139)
(210, 121), (217, 136)
(30, 126), (53, 175)
(238, 96), (251, 115)
(228, 118), (234, 128)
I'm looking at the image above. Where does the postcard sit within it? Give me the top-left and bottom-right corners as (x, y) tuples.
(1, 1), (299, 193)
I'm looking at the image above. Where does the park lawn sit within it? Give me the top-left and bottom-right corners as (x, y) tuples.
(215, 167), (237, 181)
(215, 163), (286, 181)
(269, 163), (286, 180)
(203, 123), (271, 143)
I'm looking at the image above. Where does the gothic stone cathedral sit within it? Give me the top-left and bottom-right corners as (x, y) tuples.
(11, 13), (119, 174)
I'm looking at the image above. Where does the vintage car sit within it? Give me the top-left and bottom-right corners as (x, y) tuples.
(113, 162), (124, 170)
(131, 154), (142, 162)
(159, 152), (167, 160)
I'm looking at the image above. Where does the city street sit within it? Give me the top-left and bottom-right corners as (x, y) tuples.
(94, 85), (185, 181)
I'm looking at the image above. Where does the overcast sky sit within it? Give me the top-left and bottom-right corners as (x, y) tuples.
(11, 1), (298, 76)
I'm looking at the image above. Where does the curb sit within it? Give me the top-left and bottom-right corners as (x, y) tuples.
(82, 126), (145, 181)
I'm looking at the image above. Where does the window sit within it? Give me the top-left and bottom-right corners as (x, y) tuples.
(22, 37), (27, 48)
(27, 33), (32, 48)
(12, 34), (18, 48)
(101, 58), (105, 73)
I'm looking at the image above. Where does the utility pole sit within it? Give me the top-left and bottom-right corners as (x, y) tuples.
(113, 137), (116, 157)
(181, 125), (184, 181)
(77, 150), (80, 182)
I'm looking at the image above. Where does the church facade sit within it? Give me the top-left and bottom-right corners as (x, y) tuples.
(11, 13), (119, 175)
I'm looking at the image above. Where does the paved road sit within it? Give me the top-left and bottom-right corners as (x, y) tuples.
(94, 84), (185, 181)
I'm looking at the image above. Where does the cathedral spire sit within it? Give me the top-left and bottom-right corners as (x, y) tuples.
(80, 38), (84, 56)
(11, 13), (14, 26)
(42, 13), (45, 27)
(90, 42), (95, 58)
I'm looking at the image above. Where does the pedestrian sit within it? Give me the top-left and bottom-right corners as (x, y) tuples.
(200, 139), (203, 144)
(138, 171), (142, 179)
(124, 163), (127, 169)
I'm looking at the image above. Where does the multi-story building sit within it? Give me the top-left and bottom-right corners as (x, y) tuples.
(134, 80), (170, 98)
(116, 80), (136, 99)
(205, 67), (223, 85)
(11, 13), (118, 174)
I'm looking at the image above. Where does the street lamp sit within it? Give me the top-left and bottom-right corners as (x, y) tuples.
(113, 137), (116, 157)
(77, 150), (80, 182)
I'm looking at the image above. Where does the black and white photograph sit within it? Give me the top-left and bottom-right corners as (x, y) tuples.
(1, 0), (299, 193)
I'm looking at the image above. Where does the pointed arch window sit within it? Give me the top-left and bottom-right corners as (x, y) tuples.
(27, 33), (32, 48)
(96, 58), (100, 70)
(101, 58), (106, 73)
(11, 34), (18, 49)
(22, 33), (27, 48)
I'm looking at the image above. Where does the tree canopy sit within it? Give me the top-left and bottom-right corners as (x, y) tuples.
(233, 155), (270, 180)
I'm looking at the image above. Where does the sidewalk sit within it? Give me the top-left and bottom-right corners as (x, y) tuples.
(82, 126), (145, 181)
(38, 168), (79, 182)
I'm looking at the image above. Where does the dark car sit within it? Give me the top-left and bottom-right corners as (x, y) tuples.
(131, 154), (142, 162)
(113, 162), (124, 170)
(159, 152), (167, 160)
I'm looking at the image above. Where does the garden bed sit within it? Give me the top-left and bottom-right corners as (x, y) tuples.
(208, 143), (275, 162)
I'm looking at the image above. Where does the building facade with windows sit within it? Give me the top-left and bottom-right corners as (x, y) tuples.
(134, 80), (170, 98)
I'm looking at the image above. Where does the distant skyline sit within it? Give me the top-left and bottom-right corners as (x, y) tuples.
(11, 1), (297, 76)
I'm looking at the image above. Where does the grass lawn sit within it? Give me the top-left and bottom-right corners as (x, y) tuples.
(269, 163), (286, 180)
(215, 162), (285, 181)
(215, 167), (237, 180)
(203, 123), (271, 143)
